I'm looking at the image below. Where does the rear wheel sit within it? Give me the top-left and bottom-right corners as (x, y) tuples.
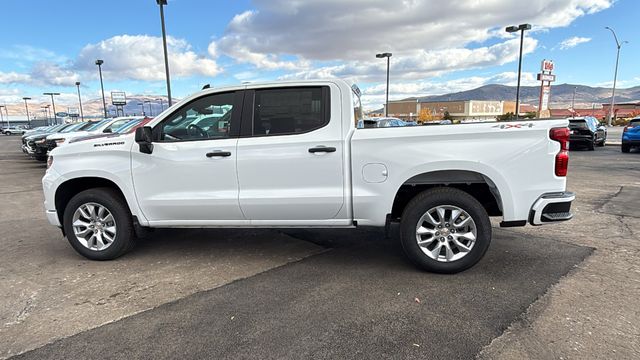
(63, 188), (136, 260)
(622, 144), (630, 153)
(399, 187), (491, 274)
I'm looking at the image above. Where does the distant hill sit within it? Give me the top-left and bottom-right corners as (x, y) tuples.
(415, 83), (640, 106)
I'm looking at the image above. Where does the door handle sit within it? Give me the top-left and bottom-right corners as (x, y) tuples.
(308, 146), (336, 153)
(206, 150), (231, 158)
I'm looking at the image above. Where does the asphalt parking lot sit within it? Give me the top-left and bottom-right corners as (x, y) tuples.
(1, 135), (639, 359)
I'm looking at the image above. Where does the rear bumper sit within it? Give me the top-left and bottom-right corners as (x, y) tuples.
(529, 191), (575, 226)
(569, 135), (593, 144)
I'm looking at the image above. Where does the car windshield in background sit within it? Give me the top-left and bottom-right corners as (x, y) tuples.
(60, 123), (86, 133)
(115, 119), (143, 133)
(84, 119), (110, 131)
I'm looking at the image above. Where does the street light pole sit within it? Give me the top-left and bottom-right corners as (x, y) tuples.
(43, 92), (60, 125)
(95, 59), (108, 118)
(157, 0), (172, 107)
(158, 98), (164, 112)
(75, 81), (84, 121)
(571, 86), (577, 117)
(0, 104), (11, 127)
(375, 52), (392, 117)
(605, 26), (627, 127)
(144, 100), (153, 117)
(506, 23), (532, 121)
(22, 97), (31, 128)
(138, 102), (145, 116)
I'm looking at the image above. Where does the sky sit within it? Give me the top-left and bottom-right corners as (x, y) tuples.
(0, 0), (638, 113)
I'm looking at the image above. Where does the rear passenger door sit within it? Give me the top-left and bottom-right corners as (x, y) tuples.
(236, 85), (346, 222)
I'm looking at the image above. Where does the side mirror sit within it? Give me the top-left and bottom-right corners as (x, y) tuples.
(103, 128), (112, 133)
(135, 126), (154, 154)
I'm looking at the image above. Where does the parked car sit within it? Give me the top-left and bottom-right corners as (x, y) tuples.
(3, 126), (27, 135)
(357, 117), (412, 128)
(622, 117), (640, 153)
(43, 117), (145, 154)
(568, 116), (606, 150)
(22, 124), (73, 158)
(32, 123), (88, 160)
(69, 117), (153, 144)
(43, 80), (574, 274)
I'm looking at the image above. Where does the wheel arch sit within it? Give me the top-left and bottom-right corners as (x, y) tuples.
(54, 177), (138, 226)
(390, 169), (509, 221)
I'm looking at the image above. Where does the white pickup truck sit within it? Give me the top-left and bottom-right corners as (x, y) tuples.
(42, 80), (574, 273)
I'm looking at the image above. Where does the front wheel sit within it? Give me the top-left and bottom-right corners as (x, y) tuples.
(399, 187), (491, 274)
(622, 144), (630, 153)
(63, 188), (137, 260)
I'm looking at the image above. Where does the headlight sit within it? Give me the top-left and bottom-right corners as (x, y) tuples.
(55, 138), (65, 144)
(36, 139), (46, 144)
(47, 156), (53, 169)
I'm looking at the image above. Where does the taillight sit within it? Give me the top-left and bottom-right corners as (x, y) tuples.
(550, 127), (569, 177)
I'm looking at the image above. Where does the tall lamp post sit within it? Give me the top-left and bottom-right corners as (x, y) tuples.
(144, 100), (153, 117)
(75, 81), (84, 121)
(41, 105), (50, 124)
(158, 98), (164, 112)
(375, 52), (392, 117)
(95, 59), (108, 118)
(505, 23), (532, 120)
(0, 105), (8, 127)
(138, 102), (145, 116)
(22, 97), (31, 128)
(571, 86), (577, 117)
(43, 92), (60, 125)
(157, 0), (172, 107)
(605, 26), (628, 126)
(0, 105), (4, 128)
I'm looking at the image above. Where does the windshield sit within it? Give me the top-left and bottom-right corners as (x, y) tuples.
(115, 119), (143, 133)
(85, 119), (110, 131)
(60, 123), (86, 133)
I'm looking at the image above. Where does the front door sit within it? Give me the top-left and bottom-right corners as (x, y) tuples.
(131, 90), (245, 223)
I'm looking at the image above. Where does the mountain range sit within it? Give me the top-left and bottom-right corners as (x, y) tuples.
(409, 83), (640, 107)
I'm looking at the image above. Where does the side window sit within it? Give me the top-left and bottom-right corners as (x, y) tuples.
(158, 92), (235, 141)
(252, 87), (328, 136)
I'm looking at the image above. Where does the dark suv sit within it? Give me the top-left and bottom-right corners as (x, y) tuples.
(569, 116), (606, 151)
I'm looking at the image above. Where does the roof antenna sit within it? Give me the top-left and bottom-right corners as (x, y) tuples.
(202, 84), (210, 90)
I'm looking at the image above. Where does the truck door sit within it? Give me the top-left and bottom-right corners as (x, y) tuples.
(236, 85), (346, 221)
(131, 91), (245, 224)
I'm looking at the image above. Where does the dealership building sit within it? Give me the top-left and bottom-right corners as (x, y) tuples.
(383, 99), (530, 121)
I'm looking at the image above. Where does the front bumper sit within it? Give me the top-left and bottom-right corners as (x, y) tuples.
(529, 191), (575, 226)
(621, 139), (640, 147)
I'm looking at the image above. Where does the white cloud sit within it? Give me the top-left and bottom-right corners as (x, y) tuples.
(75, 35), (220, 81)
(0, 71), (32, 84)
(212, 0), (612, 77)
(30, 62), (80, 86)
(559, 36), (592, 50)
(280, 37), (537, 82)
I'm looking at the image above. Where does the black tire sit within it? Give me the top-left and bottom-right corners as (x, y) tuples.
(597, 138), (605, 147)
(63, 187), (136, 260)
(621, 144), (630, 153)
(587, 138), (595, 151)
(399, 187), (492, 274)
